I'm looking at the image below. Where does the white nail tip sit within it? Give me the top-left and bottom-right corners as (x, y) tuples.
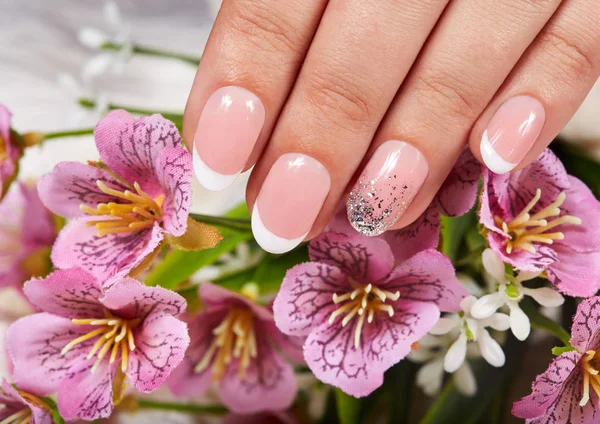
(480, 131), (517, 175)
(192, 145), (239, 191)
(251, 204), (306, 254)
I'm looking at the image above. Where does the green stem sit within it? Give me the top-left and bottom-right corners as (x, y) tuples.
(43, 128), (95, 140)
(190, 213), (252, 232)
(137, 399), (227, 415)
(78, 98), (183, 123)
(101, 41), (200, 65)
(521, 298), (571, 346)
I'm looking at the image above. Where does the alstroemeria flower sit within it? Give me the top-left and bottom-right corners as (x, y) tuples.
(273, 232), (468, 397)
(480, 149), (600, 297)
(0, 105), (21, 198)
(7, 268), (189, 421)
(38, 110), (215, 282)
(513, 296), (600, 423)
(0, 379), (52, 424)
(0, 182), (56, 289)
(471, 248), (564, 341)
(168, 282), (302, 414)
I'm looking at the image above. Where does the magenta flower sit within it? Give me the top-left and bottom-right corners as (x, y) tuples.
(513, 297), (600, 423)
(0, 379), (52, 424)
(0, 182), (56, 289)
(480, 149), (600, 297)
(7, 268), (189, 421)
(38, 110), (193, 282)
(273, 232), (468, 397)
(168, 282), (302, 414)
(0, 105), (21, 199)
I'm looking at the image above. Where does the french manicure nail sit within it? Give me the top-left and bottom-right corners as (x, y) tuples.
(347, 140), (428, 236)
(252, 154), (330, 254)
(193, 86), (265, 191)
(480, 95), (545, 174)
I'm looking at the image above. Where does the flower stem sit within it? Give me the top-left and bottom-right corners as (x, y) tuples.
(521, 298), (571, 346)
(78, 98), (183, 124)
(190, 213), (252, 232)
(101, 41), (200, 65)
(43, 128), (95, 140)
(137, 399), (227, 415)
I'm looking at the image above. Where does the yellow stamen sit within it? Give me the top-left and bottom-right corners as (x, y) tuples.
(0, 408), (31, 424)
(580, 350), (600, 406)
(194, 307), (257, 381)
(79, 180), (165, 237)
(0, 135), (7, 162)
(329, 279), (400, 348)
(63, 310), (140, 374)
(494, 190), (581, 254)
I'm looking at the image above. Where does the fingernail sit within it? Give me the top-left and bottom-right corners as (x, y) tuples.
(252, 154), (330, 254)
(347, 140), (428, 236)
(193, 86), (265, 191)
(480, 95), (545, 174)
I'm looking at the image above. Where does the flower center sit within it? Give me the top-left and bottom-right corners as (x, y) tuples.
(19, 246), (52, 279)
(0, 135), (7, 162)
(80, 181), (164, 237)
(195, 307), (257, 381)
(494, 189), (581, 254)
(0, 408), (31, 424)
(61, 310), (140, 374)
(580, 350), (600, 406)
(329, 279), (400, 348)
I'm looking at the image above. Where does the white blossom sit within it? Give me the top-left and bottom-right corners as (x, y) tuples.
(56, 73), (109, 124)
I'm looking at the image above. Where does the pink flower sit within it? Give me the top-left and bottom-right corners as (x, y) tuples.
(0, 379), (53, 424)
(0, 182), (56, 288)
(329, 149), (480, 262)
(513, 297), (600, 423)
(273, 232), (468, 397)
(480, 149), (600, 297)
(38, 110), (193, 282)
(0, 105), (21, 199)
(7, 268), (189, 421)
(167, 282), (302, 414)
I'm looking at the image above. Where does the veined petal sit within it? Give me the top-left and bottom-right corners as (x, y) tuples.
(523, 287), (564, 308)
(570, 297), (600, 352)
(547, 247), (600, 298)
(477, 330), (505, 367)
(384, 206), (441, 264)
(444, 333), (467, 373)
(471, 293), (504, 320)
(436, 149), (480, 217)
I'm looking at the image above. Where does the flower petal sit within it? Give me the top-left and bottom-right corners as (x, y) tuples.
(94, 110), (182, 196)
(199, 282), (273, 322)
(304, 300), (439, 397)
(23, 269), (104, 318)
(508, 303), (530, 341)
(444, 333), (467, 373)
(274, 263), (347, 337)
(0, 379), (53, 424)
(481, 312), (510, 332)
(384, 206), (441, 264)
(546, 247), (600, 298)
(154, 147), (193, 236)
(37, 162), (131, 218)
(266, 320), (305, 364)
(386, 250), (468, 313)
(471, 293), (504, 320)
(482, 248), (506, 283)
(309, 232), (394, 283)
(429, 316), (460, 335)
(570, 297), (600, 352)
(0, 104), (11, 141)
(436, 149), (480, 217)
(523, 287), (564, 308)
(416, 356), (444, 397)
(454, 362), (477, 397)
(477, 330), (505, 367)
(127, 313), (189, 392)
(15, 183), (56, 250)
(557, 176), (600, 253)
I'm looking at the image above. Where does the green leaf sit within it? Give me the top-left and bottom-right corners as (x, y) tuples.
(521, 298), (571, 346)
(551, 140), (600, 199)
(552, 345), (576, 356)
(440, 211), (475, 262)
(335, 388), (361, 424)
(42, 397), (65, 424)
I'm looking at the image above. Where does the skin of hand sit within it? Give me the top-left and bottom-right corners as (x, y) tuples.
(183, 0), (600, 254)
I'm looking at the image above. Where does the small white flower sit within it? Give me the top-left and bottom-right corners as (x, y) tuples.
(471, 248), (564, 341)
(56, 73), (109, 124)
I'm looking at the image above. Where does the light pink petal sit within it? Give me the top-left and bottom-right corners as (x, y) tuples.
(1, 380), (53, 424)
(127, 313), (189, 392)
(436, 149), (480, 217)
(37, 162), (131, 218)
(19, 183), (56, 249)
(224, 412), (299, 424)
(304, 300), (439, 397)
(478, 167), (500, 233)
(58, 359), (114, 421)
(219, 342), (297, 414)
(487, 233), (558, 273)
(309, 232), (394, 283)
(0, 269), (24, 289)
(512, 351), (585, 423)
(199, 282), (273, 322)
(547, 248), (600, 298)
(94, 110), (182, 197)
(155, 147), (193, 236)
(569, 297), (600, 352)
(274, 262), (347, 337)
(51, 218), (164, 282)
(384, 206), (441, 264)
(100, 277), (186, 320)
(325, 202), (356, 234)
(23, 268), (104, 318)
(7, 313), (95, 396)
(386, 250), (468, 312)
(265, 320), (305, 363)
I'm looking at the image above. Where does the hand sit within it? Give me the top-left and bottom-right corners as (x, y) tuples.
(182, 0), (600, 254)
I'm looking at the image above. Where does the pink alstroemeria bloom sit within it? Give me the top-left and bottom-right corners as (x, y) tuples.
(273, 232), (468, 397)
(0, 105), (21, 199)
(7, 268), (189, 421)
(168, 282), (302, 414)
(480, 149), (600, 297)
(0, 379), (53, 424)
(38, 110), (192, 282)
(0, 182), (56, 289)
(513, 297), (600, 423)
(329, 150), (480, 262)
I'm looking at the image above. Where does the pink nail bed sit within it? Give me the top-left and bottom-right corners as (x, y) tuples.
(252, 154), (331, 254)
(347, 140), (429, 236)
(480, 95), (545, 174)
(193, 86), (265, 191)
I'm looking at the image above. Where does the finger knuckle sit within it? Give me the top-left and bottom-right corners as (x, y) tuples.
(541, 28), (597, 79)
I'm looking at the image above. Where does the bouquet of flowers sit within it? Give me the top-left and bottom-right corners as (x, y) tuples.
(2, 6), (600, 423)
